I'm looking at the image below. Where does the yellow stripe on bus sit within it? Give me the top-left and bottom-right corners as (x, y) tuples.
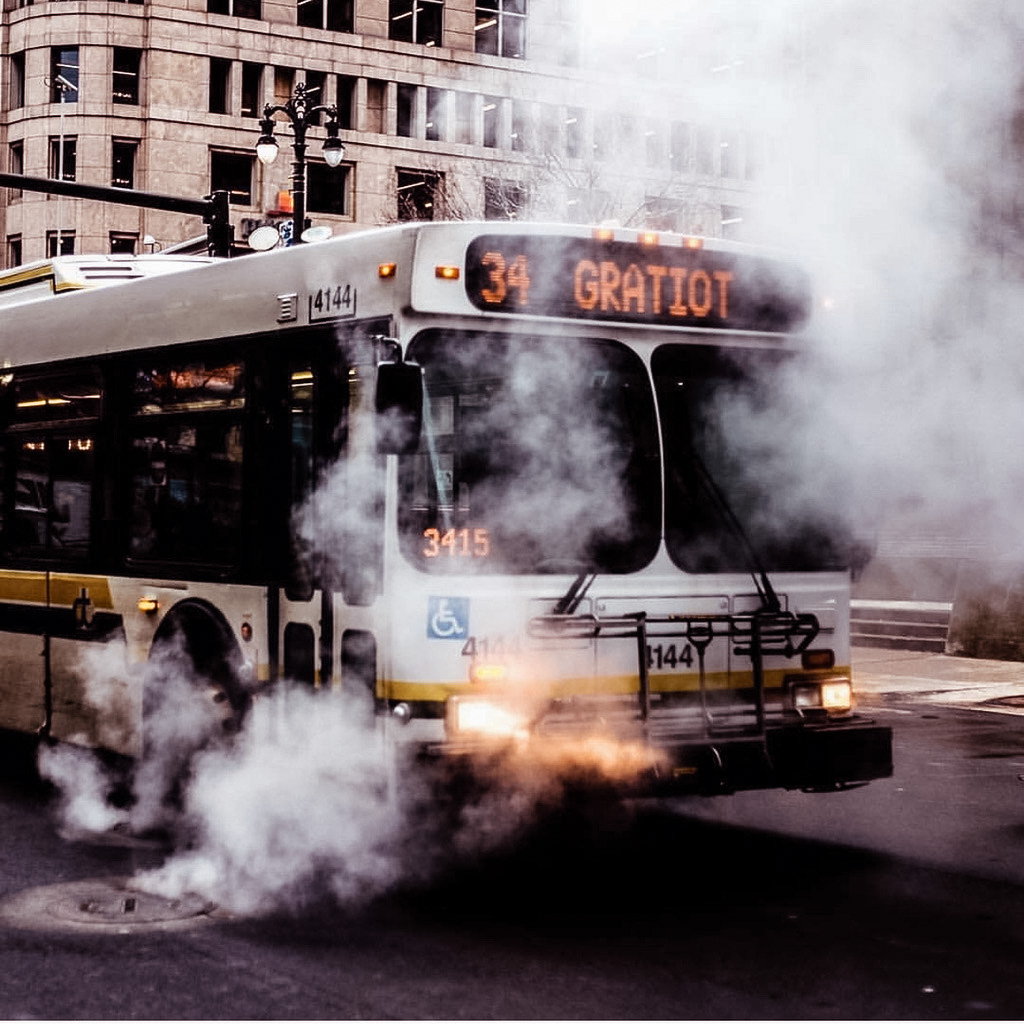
(378, 665), (849, 704)
(0, 570), (114, 609)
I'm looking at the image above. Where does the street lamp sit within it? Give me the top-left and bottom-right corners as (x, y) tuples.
(255, 81), (344, 244)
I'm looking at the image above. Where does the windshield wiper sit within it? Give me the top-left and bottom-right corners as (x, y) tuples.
(687, 448), (781, 614)
(553, 569), (597, 615)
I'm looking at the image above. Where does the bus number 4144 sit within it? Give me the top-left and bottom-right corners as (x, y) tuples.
(647, 643), (693, 670)
(309, 284), (355, 321)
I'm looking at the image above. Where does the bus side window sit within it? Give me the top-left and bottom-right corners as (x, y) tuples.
(6, 370), (99, 562)
(128, 355), (245, 569)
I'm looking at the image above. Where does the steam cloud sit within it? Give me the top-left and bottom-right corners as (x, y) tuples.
(39, 1), (1024, 912)
(587, 0), (1024, 553)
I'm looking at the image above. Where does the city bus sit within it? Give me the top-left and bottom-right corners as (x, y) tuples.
(0, 222), (891, 799)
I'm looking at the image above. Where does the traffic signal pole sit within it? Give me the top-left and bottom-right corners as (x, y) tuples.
(0, 175), (234, 258)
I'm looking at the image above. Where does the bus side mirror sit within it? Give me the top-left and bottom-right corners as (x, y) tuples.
(375, 361), (423, 455)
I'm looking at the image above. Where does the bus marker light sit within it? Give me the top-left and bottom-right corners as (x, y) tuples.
(137, 597), (159, 615)
(802, 648), (835, 670)
(470, 662), (508, 685)
(683, 236), (704, 249)
(435, 264), (460, 280)
(638, 231), (660, 247)
(378, 263), (397, 278)
(592, 227), (615, 242)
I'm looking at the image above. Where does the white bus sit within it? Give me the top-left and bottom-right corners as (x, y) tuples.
(0, 222), (891, 796)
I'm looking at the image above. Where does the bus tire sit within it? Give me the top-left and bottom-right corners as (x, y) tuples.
(133, 599), (251, 831)
(147, 598), (251, 733)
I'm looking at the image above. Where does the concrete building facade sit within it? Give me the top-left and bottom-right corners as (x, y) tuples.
(0, 0), (763, 261)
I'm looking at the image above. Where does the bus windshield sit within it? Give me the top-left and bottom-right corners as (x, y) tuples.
(654, 343), (850, 574)
(398, 330), (660, 574)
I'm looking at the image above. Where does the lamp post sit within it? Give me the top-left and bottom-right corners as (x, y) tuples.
(255, 82), (344, 244)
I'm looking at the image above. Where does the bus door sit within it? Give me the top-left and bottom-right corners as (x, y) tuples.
(276, 356), (322, 688)
(274, 323), (387, 698)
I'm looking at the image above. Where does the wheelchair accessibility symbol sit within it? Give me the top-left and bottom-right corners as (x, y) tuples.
(427, 597), (469, 639)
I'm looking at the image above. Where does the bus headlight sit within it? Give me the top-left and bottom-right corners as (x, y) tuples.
(786, 675), (853, 716)
(446, 695), (530, 741)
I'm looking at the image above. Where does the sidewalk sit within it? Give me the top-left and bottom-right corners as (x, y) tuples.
(852, 646), (1024, 714)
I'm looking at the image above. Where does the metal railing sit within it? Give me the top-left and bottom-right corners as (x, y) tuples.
(529, 608), (820, 737)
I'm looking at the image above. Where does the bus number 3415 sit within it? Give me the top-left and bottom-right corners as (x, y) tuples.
(423, 527), (491, 558)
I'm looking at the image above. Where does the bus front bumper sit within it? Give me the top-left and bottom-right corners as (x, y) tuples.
(417, 716), (893, 797)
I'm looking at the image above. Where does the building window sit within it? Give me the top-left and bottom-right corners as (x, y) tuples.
(475, 0), (526, 59)
(696, 125), (715, 175)
(670, 121), (690, 174)
(7, 236), (22, 268)
(274, 67), (295, 107)
(389, 0), (443, 46)
(46, 231), (76, 257)
(565, 108), (583, 159)
(365, 79), (386, 133)
(208, 0), (261, 18)
(452, 92), (474, 144)
(743, 131), (757, 181)
(304, 70), (327, 127)
(426, 88), (446, 142)
(211, 151), (254, 205)
(10, 53), (25, 110)
(112, 48), (141, 104)
(483, 96), (500, 148)
(336, 75), (355, 130)
(306, 162), (350, 216)
(397, 84), (416, 138)
(210, 58), (231, 115)
(297, 0), (353, 31)
(553, 0), (580, 67)
(110, 232), (138, 254)
(49, 137), (77, 181)
(112, 139), (137, 189)
(397, 169), (442, 221)
(645, 125), (662, 168)
(720, 130), (739, 179)
(50, 47), (79, 103)
(510, 101), (531, 152)
(241, 63), (262, 118)
(8, 142), (23, 199)
(484, 178), (526, 220)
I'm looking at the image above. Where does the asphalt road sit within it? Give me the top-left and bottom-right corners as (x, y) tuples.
(0, 651), (1023, 1019)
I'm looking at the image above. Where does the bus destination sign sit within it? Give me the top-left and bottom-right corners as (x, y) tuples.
(464, 234), (810, 333)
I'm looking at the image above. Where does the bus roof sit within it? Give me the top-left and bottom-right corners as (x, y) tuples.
(0, 223), (810, 372)
(0, 253), (220, 309)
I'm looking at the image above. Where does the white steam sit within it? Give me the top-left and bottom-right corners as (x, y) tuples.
(583, 0), (1024, 554)
(41, 636), (653, 916)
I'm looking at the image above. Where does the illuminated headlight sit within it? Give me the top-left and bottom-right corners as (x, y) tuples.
(787, 676), (853, 715)
(446, 695), (530, 740)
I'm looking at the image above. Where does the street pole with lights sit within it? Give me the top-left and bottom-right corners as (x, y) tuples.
(255, 82), (344, 244)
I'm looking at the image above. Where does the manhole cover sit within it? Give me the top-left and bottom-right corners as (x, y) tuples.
(0, 877), (222, 934)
